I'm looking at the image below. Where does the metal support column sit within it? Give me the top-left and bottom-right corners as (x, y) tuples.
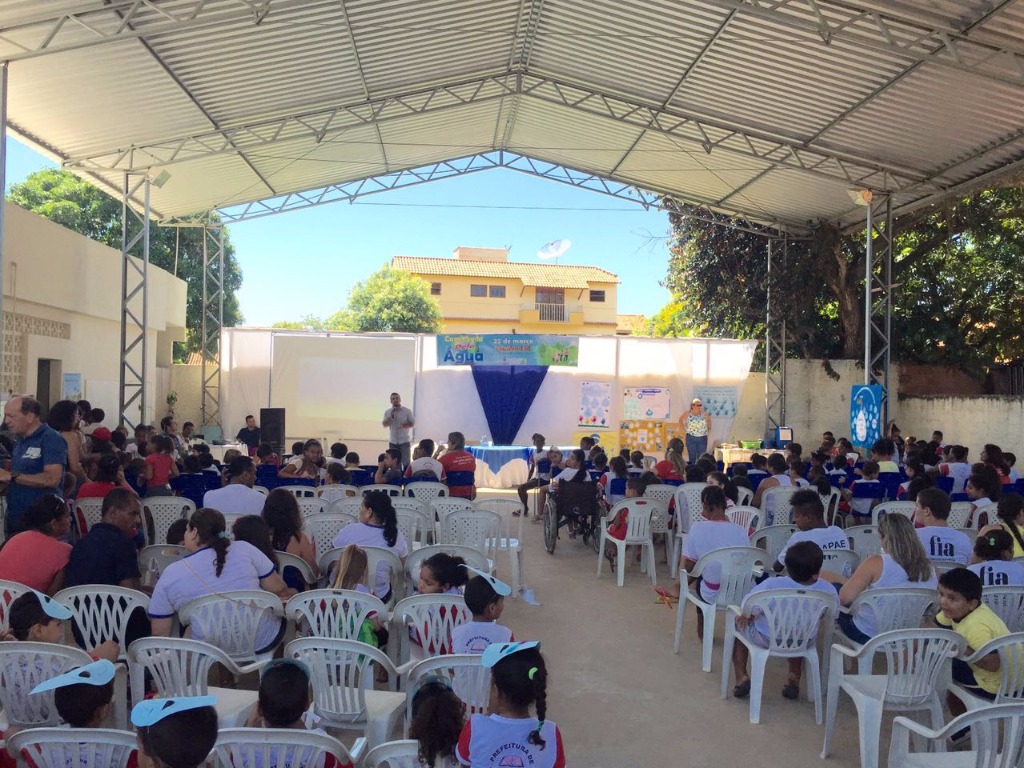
(863, 193), (894, 425)
(118, 174), (151, 429)
(200, 225), (224, 430)
(764, 237), (787, 436)
(0, 63), (7, 396)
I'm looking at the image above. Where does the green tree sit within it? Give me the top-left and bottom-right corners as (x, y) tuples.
(330, 267), (442, 333)
(637, 297), (692, 337)
(7, 169), (243, 358)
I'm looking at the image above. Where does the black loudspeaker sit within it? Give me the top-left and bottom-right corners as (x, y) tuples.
(260, 408), (286, 454)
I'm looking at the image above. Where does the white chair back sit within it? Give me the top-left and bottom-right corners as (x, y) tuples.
(621, 500), (654, 542)
(431, 498), (474, 525)
(759, 486), (800, 525)
(750, 524), (798, 565)
(982, 586), (1024, 633)
(439, 509), (500, 560)
(362, 740), (420, 768)
(821, 548), (860, 579)
(870, 500), (916, 527)
(253, 485), (270, 496)
(672, 483), (709, 534)
(845, 524), (882, 557)
(0, 642), (93, 726)
(212, 727), (359, 768)
(127, 636), (255, 705)
(73, 498), (105, 537)
(393, 594), (472, 663)
(725, 505), (761, 535)
(296, 497), (328, 518)
(862, 629), (964, 707)
(473, 497), (525, 549)
(888, 702), (1024, 768)
(969, 633), (1024, 703)
(318, 485), (360, 503)
(688, 546), (767, 608)
(404, 482), (448, 505)
(54, 586), (150, 659)
(275, 550), (317, 587)
(847, 587), (937, 638)
(735, 486), (753, 506)
(0, 578), (29, 632)
(141, 497), (195, 547)
(643, 483), (676, 507)
(279, 484), (318, 498)
(305, 511), (357, 561)
(139, 544), (188, 586)
(179, 590), (285, 663)
(404, 654), (492, 722)
(964, 501), (996, 529)
(8, 727), (137, 768)
(362, 484), (402, 498)
(820, 486), (842, 525)
(364, 545), (405, 607)
(331, 497), (364, 518)
(286, 588), (386, 640)
(405, 545), (491, 598)
(737, 588), (837, 654)
(395, 508), (432, 549)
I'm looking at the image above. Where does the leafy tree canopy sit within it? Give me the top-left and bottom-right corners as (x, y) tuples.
(7, 169), (243, 359)
(274, 266), (442, 334)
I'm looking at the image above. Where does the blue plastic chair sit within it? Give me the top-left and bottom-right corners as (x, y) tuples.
(934, 476), (954, 494)
(446, 470), (476, 498)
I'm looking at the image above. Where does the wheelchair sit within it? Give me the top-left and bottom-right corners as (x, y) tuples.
(543, 481), (602, 554)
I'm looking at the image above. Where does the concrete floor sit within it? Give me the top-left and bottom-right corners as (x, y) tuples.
(483, 489), (878, 768)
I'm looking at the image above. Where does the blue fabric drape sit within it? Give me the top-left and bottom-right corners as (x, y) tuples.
(471, 366), (548, 446)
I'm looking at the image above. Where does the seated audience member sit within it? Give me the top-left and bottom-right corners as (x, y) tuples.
(905, 474), (935, 502)
(322, 462), (352, 487)
(166, 518), (188, 546)
(143, 435), (179, 497)
(729, 541), (838, 701)
(939, 444), (971, 494)
(374, 448), (404, 485)
(787, 458), (809, 487)
(77, 453), (138, 499)
(706, 471), (739, 507)
(439, 432), (476, 499)
(131, 696), (218, 768)
(451, 568), (514, 654)
(1007, 452), (1021, 483)
(407, 676), (465, 768)
(896, 456), (925, 499)
(914, 487), (971, 565)
(871, 438), (899, 473)
(0, 496), (72, 594)
(331, 492), (409, 600)
(67, 488), (146, 591)
(148, 508), (294, 651)
(832, 513), (937, 643)
(533, 448), (564, 520)
(604, 477), (646, 568)
(516, 433), (550, 508)
(981, 443), (1012, 485)
(262, 488), (319, 586)
(844, 460), (882, 523)
(255, 442), (280, 467)
(551, 449), (592, 487)
(751, 453), (793, 521)
(966, 463), (1002, 524)
(978, 492), (1024, 558)
(968, 529), (1024, 586)
(181, 455), (202, 476)
(406, 438), (444, 480)
(203, 455), (266, 517)
(783, 442), (802, 462)
(773, 489), (848, 573)
(732, 464), (752, 491)
(290, 441), (304, 458)
(344, 452), (362, 469)
(8, 590), (119, 662)
(603, 456), (631, 508)
(748, 453), (769, 477)
(279, 439), (323, 479)
(629, 450), (645, 472)
(326, 442), (348, 467)
(198, 452), (220, 482)
(654, 438), (686, 483)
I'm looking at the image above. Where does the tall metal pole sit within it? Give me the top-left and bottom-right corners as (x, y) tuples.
(863, 201), (872, 385)
(0, 63), (8, 396)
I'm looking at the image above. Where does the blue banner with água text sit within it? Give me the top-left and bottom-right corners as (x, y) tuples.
(437, 334), (579, 366)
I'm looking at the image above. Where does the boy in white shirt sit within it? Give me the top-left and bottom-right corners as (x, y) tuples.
(774, 489), (849, 573)
(729, 541), (839, 701)
(845, 460), (882, 522)
(451, 567), (515, 654)
(915, 486), (971, 565)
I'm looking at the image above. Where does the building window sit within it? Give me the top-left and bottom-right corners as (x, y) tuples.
(470, 284), (487, 297)
(489, 285), (506, 298)
(590, 289), (606, 302)
(430, 282), (441, 296)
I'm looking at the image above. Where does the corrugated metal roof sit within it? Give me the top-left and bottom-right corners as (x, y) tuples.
(392, 255), (619, 288)
(2, 0), (1024, 230)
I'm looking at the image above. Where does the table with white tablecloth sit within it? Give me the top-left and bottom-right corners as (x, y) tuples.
(468, 445), (533, 489)
(714, 446), (785, 468)
(206, 443), (246, 462)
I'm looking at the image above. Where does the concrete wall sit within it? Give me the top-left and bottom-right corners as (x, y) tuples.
(3, 202), (187, 426)
(897, 395), (1024, 461)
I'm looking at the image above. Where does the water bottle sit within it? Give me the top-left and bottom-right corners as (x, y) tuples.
(481, 434), (492, 447)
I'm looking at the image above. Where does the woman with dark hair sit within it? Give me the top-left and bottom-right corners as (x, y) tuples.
(76, 453), (138, 499)
(439, 431), (476, 500)
(981, 444), (1012, 485)
(330, 490), (408, 601)
(278, 438), (323, 480)
(148, 508), (293, 651)
(47, 399), (87, 487)
(654, 437), (686, 483)
(0, 495), (72, 593)
(260, 489), (318, 587)
(231, 514), (279, 570)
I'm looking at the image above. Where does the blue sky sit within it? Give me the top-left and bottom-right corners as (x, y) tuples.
(4, 137), (673, 326)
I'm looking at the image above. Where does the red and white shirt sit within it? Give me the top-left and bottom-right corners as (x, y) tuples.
(457, 714), (565, 768)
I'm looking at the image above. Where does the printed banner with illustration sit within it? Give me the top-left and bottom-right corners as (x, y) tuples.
(619, 420), (668, 453)
(692, 385), (740, 418)
(622, 387), (671, 421)
(850, 385), (883, 452)
(436, 334), (579, 366)
(61, 373), (83, 401)
(578, 380), (611, 430)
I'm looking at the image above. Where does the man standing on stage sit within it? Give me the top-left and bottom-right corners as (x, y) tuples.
(382, 392), (414, 469)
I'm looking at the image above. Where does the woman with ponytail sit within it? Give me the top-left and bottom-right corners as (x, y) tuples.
(978, 492), (1024, 558)
(654, 437), (686, 483)
(456, 641), (565, 768)
(148, 507), (293, 652)
(331, 490), (409, 601)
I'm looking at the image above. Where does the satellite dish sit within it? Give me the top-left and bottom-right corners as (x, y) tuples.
(537, 239), (571, 262)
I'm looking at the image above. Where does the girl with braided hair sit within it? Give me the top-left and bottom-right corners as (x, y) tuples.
(456, 642), (565, 768)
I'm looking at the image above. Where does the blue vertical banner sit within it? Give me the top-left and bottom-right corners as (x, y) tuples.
(850, 385), (883, 453)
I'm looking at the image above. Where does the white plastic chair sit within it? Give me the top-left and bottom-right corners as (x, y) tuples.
(759, 485), (799, 526)
(725, 505), (761, 535)
(304, 511), (357, 561)
(296, 496), (327, 518)
(318, 484), (360, 503)
(404, 545), (490, 598)
(275, 550), (317, 588)
(439, 509), (500, 564)
(431, 498), (474, 528)
(981, 585), (1024, 632)
(720, 588), (837, 724)
(330, 496), (365, 518)
(821, 548), (861, 579)
(475, 498), (527, 596)
(646, 498), (672, 565)
(736, 487), (753, 506)
(403, 482), (448, 505)
(821, 628), (965, 768)
(403, 654), (492, 722)
(821, 487), (842, 525)
(969, 501), (998, 530)
(286, 588), (386, 640)
(362, 484), (403, 498)
(142, 497), (195, 547)
(127, 636), (269, 728)
(750, 524), (798, 566)
(318, 546), (406, 608)
(278, 484), (318, 498)
(0, 642), (97, 727)
(0, 578), (29, 632)
(8, 727), (137, 768)
(394, 506), (432, 550)
(674, 546), (767, 672)
(845, 525), (882, 558)
(211, 726), (365, 768)
(286, 637), (404, 750)
(139, 544), (188, 586)
(671, 482), (708, 541)
(948, 501), (976, 529)
(179, 590), (286, 664)
(54, 585), (150, 660)
(947, 632), (1024, 711)
(837, 587), (938, 665)
(361, 740), (420, 768)
(597, 498), (656, 587)
(392, 594), (472, 665)
(73, 497), (105, 537)
(888, 702), (1024, 768)
(870, 500), (916, 527)
(253, 485), (270, 496)
(643, 483), (677, 509)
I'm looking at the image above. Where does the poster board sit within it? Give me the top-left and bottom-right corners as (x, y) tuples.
(692, 385), (740, 418)
(619, 420), (668, 453)
(577, 380), (611, 430)
(622, 387), (671, 421)
(850, 385), (883, 452)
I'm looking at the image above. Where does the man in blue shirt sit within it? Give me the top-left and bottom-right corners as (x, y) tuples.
(0, 395), (66, 537)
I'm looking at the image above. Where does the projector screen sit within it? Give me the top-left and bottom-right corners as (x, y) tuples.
(270, 335), (417, 441)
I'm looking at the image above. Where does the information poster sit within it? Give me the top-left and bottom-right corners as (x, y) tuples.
(61, 373), (83, 401)
(622, 387), (671, 421)
(572, 430), (619, 455)
(850, 385), (883, 452)
(619, 420), (668, 453)
(578, 380), (611, 430)
(692, 385), (739, 418)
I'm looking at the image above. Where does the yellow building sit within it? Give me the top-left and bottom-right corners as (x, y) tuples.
(392, 247), (620, 335)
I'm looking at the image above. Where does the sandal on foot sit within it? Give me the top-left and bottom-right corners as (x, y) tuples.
(782, 681), (800, 700)
(653, 586), (678, 603)
(733, 679), (751, 699)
